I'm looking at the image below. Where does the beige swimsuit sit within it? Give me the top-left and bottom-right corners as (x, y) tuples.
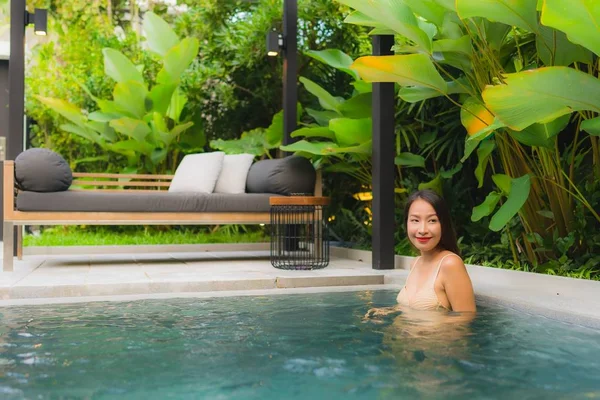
(396, 254), (458, 311)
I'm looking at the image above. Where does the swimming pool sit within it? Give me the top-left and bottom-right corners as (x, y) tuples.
(0, 290), (599, 399)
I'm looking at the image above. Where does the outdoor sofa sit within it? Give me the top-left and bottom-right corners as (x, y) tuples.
(2, 149), (321, 272)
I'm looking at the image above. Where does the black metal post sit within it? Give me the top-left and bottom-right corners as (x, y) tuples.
(371, 35), (395, 270)
(8, 0), (25, 160)
(282, 0), (297, 147)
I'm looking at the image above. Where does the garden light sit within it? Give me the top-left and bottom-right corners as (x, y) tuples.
(25, 8), (47, 36)
(266, 30), (283, 57)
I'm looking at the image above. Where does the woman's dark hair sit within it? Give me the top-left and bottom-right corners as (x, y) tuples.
(404, 189), (460, 256)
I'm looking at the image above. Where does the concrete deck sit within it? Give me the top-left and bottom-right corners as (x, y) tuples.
(1, 244), (600, 329)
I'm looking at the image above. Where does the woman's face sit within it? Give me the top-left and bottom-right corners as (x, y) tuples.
(406, 198), (442, 253)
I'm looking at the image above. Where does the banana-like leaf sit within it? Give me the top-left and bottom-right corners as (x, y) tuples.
(142, 11), (179, 57)
(300, 77), (343, 113)
(166, 87), (187, 123)
(336, 0), (433, 53)
(489, 174), (531, 231)
(109, 140), (154, 156)
(581, 117), (600, 136)
(344, 10), (389, 28)
(456, 0), (539, 33)
(103, 48), (144, 84)
(113, 81), (148, 120)
(475, 140), (496, 188)
(483, 67), (600, 130)
(306, 108), (340, 126)
(404, 0), (448, 26)
(329, 118), (372, 147)
(338, 93), (372, 119)
(151, 148), (168, 165)
(35, 96), (86, 126)
(351, 81), (373, 94)
(160, 37), (200, 84)
(432, 35), (472, 55)
(326, 140), (373, 155)
(395, 152), (426, 168)
(492, 174), (512, 195)
(280, 140), (340, 155)
(291, 127), (336, 140)
(305, 49), (360, 80)
(471, 191), (502, 221)
(351, 54), (447, 93)
(169, 121), (194, 139)
(433, 0), (457, 12)
(541, 0), (600, 56)
(60, 123), (104, 146)
(149, 83), (177, 115)
(109, 117), (152, 142)
(508, 114), (569, 148)
(86, 121), (118, 142)
(87, 111), (120, 122)
(399, 78), (470, 102)
(536, 25), (593, 66)
(461, 96), (496, 135)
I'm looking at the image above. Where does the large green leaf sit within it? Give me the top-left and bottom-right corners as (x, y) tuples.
(581, 117), (600, 136)
(399, 79), (470, 102)
(536, 25), (593, 66)
(166, 88), (187, 123)
(432, 35), (472, 55)
(160, 37), (199, 84)
(142, 11), (179, 57)
(471, 191), (502, 221)
(336, 0), (432, 52)
(483, 67), (600, 130)
(344, 10), (389, 28)
(456, 0), (539, 32)
(306, 108), (340, 126)
(35, 96), (86, 126)
(541, 0), (600, 56)
(508, 114), (570, 147)
(329, 118), (372, 147)
(338, 93), (372, 119)
(109, 140), (154, 156)
(103, 48), (144, 84)
(395, 152), (426, 168)
(109, 117), (152, 142)
(351, 54), (447, 93)
(87, 111), (121, 122)
(404, 0), (448, 26)
(113, 81), (148, 119)
(475, 140), (496, 188)
(492, 174), (512, 195)
(291, 127), (336, 140)
(86, 121), (118, 142)
(305, 49), (360, 80)
(149, 83), (177, 115)
(300, 77), (343, 113)
(489, 174), (531, 231)
(60, 124), (104, 145)
(169, 122), (194, 141)
(280, 140), (340, 155)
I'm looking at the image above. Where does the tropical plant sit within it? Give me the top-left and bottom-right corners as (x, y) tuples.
(34, 12), (202, 174)
(335, 0), (599, 265)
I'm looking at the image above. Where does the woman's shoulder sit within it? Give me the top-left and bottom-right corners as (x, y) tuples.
(438, 252), (467, 274)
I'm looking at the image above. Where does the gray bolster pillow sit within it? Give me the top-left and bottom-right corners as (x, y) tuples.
(246, 156), (316, 195)
(15, 148), (73, 192)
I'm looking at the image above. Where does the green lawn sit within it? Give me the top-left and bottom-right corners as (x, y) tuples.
(24, 226), (268, 247)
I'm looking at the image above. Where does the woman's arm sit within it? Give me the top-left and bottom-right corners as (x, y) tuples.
(441, 256), (476, 312)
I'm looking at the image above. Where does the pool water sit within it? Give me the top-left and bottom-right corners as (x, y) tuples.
(0, 290), (599, 399)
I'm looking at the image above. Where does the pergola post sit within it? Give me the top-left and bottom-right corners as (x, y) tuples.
(282, 0), (297, 147)
(371, 35), (396, 270)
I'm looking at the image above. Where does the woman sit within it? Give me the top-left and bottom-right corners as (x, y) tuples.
(396, 189), (476, 312)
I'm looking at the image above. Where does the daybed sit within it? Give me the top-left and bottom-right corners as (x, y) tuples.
(2, 150), (321, 271)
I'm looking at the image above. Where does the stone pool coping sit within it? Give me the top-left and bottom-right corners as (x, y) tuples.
(1, 243), (599, 329)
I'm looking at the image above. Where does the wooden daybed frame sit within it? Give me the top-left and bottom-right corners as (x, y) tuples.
(2, 161), (322, 272)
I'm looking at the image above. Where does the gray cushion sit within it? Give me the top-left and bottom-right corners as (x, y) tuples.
(16, 191), (283, 213)
(246, 156), (316, 195)
(15, 148), (72, 192)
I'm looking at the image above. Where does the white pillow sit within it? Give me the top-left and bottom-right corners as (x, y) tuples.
(214, 153), (255, 194)
(168, 152), (225, 193)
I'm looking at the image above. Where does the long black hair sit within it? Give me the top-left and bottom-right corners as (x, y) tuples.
(404, 189), (460, 256)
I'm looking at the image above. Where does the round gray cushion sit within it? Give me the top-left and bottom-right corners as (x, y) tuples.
(15, 148), (73, 192)
(246, 156), (316, 195)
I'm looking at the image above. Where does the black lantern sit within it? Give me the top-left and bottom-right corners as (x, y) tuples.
(25, 8), (47, 36)
(266, 29), (283, 57)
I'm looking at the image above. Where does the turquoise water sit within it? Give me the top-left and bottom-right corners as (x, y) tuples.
(0, 290), (599, 399)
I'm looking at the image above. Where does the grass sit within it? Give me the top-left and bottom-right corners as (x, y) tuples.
(23, 226), (269, 247)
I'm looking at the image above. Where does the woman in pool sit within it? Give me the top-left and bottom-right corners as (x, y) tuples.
(396, 189), (476, 312)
